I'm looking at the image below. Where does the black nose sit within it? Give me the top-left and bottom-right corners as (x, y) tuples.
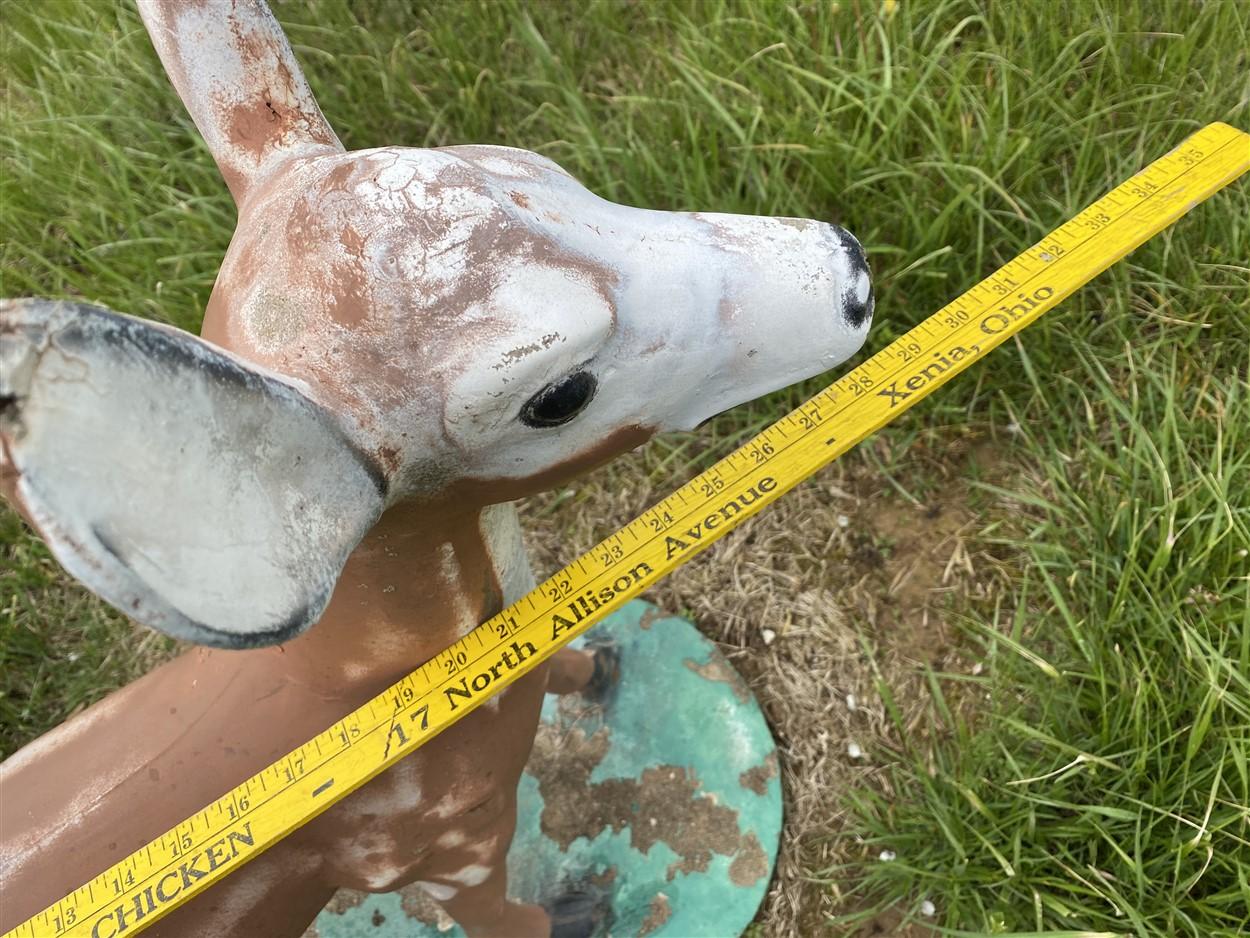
(831, 225), (873, 330)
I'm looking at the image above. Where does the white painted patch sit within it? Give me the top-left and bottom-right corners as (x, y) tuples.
(436, 829), (467, 849)
(425, 789), (474, 820)
(327, 759), (422, 825)
(439, 542), (460, 582)
(360, 866), (405, 890)
(325, 826), (428, 892)
(239, 289), (314, 356)
(477, 504), (535, 714)
(480, 503), (536, 604)
(417, 880), (458, 902)
(855, 269), (872, 307)
(466, 830), (504, 862)
(437, 542), (477, 639)
(442, 863), (491, 887)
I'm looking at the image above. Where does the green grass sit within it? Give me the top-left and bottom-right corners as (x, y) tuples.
(840, 344), (1250, 936)
(2, 0), (1248, 934)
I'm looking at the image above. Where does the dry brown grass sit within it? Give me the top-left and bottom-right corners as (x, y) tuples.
(522, 431), (1022, 936)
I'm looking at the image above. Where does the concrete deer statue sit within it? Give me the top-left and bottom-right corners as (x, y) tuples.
(0, 1), (873, 935)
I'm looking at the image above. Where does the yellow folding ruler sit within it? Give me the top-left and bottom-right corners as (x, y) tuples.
(8, 121), (1248, 938)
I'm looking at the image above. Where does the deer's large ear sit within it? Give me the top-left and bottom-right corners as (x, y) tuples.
(0, 300), (386, 649)
(137, 0), (342, 205)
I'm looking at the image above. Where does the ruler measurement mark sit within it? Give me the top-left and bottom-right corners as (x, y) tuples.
(8, 122), (1247, 938)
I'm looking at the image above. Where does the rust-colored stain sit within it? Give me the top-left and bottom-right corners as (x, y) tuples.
(738, 751), (779, 796)
(637, 892), (672, 936)
(638, 607), (663, 630)
(683, 655), (752, 703)
(527, 723), (764, 884)
(728, 832), (769, 887)
(377, 445), (400, 475)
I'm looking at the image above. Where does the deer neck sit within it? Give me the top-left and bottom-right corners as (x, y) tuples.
(254, 499), (534, 697)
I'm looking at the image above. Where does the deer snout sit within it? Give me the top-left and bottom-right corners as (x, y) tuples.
(589, 206), (876, 434)
(649, 212), (874, 431)
(828, 223), (874, 330)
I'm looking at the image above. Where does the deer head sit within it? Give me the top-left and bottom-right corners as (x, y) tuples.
(0, 0), (873, 648)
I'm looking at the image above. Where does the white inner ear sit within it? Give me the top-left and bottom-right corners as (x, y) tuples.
(1, 303), (384, 648)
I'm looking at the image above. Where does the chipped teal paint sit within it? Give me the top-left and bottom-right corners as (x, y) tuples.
(314, 600), (781, 937)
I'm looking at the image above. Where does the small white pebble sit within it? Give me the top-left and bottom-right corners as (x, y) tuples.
(761, 628), (776, 645)
(837, 514), (850, 528)
(971, 662), (984, 676)
(879, 849), (896, 862)
(846, 693), (858, 711)
(847, 741), (864, 759)
(649, 817), (657, 827)
(920, 899), (936, 917)
(1006, 421), (1021, 435)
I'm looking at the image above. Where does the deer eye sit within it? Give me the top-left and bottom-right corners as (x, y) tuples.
(520, 370), (597, 428)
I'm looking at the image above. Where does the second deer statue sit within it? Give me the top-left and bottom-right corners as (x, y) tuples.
(0, 2), (874, 935)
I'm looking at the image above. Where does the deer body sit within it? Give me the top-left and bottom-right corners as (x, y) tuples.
(0, 2), (873, 935)
(1, 502), (570, 936)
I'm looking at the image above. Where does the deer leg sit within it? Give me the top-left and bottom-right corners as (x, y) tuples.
(546, 644), (621, 700)
(427, 868), (550, 938)
(545, 648), (596, 694)
(417, 796), (550, 938)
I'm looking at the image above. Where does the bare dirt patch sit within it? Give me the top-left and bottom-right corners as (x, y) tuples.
(522, 428), (1020, 935)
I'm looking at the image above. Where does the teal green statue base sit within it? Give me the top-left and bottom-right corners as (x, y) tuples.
(311, 600), (782, 937)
